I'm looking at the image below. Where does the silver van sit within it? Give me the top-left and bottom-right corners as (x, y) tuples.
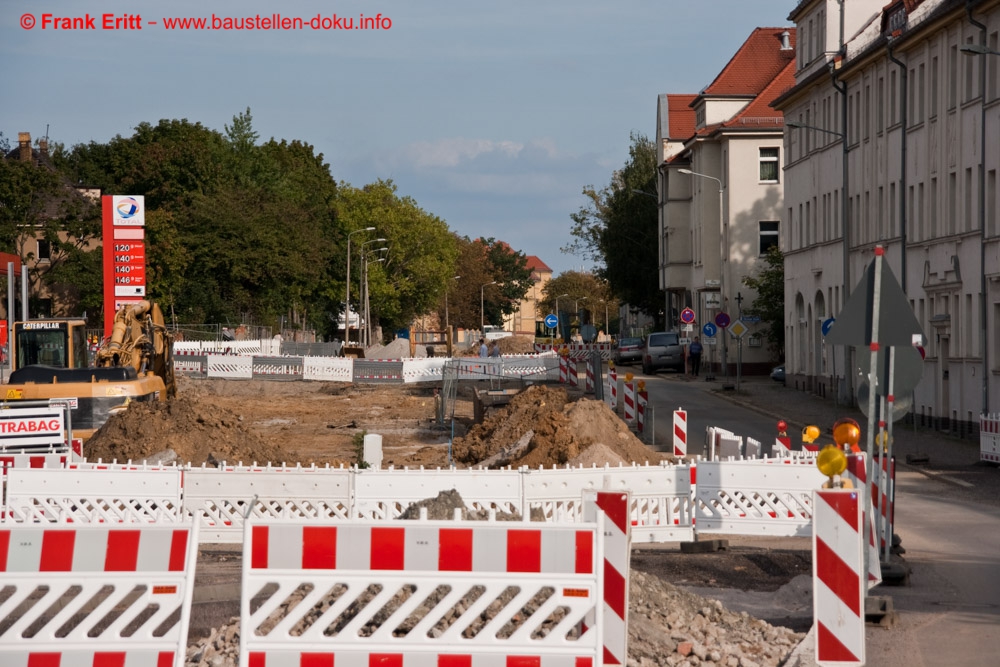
(642, 331), (684, 374)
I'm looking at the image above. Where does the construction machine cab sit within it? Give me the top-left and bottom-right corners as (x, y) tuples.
(12, 319), (89, 371)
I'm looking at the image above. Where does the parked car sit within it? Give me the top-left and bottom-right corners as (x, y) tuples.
(771, 364), (785, 383)
(613, 337), (644, 365)
(642, 331), (684, 374)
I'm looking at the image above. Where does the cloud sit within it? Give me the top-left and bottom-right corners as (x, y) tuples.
(396, 138), (524, 169)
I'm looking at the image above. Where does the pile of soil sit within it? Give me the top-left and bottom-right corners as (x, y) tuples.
(461, 335), (537, 356)
(452, 385), (670, 468)
(84, 393), (295, 466)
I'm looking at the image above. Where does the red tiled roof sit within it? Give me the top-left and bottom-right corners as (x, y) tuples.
(723, 59), (795, 128)
(702, 27), (796, 96)
(525, 255), (552, 273)
(666, 94), (698, 139)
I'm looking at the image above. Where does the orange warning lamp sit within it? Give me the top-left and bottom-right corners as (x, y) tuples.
(624, 372), (634, 382)
(802, 425), (821, 443)
(637, 380), (645, 392)
(832, 418), (862, 453)
(608, 360), (616, 370)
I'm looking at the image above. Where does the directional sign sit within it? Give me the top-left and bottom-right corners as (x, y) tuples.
(822, 317), (836, 337)
(544, 314), (558, 329)
(680, 307), (696, 324)
(714, 312), (731, 328)
(741, 315), (761, 323)
(702, 322), (717, 338)
(729, 320), (748, 338)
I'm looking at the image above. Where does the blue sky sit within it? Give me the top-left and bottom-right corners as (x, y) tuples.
(3, 0), (794, 276)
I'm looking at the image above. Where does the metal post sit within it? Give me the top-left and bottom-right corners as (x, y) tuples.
(863, 247), (886, 589)
(21, 265), (28, 321)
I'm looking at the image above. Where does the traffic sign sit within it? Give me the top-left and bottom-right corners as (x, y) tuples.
(714, 312), (731, 328)
(544, 314), (558, 329)
(702, 322), (717, 338)
(680, 307), (696, 324)
(741, 314), (761, 323)
(822, 317), (836, 336)
(729, 320), (748, 338)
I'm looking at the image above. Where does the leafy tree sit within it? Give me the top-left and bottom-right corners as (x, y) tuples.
(442, 236), (533, 331)
(540, 271), (616, 339)
(565, 132), (662, 328)
(741, 245), (784, 360)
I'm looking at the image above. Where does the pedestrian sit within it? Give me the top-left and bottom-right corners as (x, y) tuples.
(689, 336), (703, 376)
(488, 341), (501, 358)
(478, 338), (488, 357)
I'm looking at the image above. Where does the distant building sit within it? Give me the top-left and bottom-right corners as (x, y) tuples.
(505, 255), (552, 336)
(657, 27), (795, 373)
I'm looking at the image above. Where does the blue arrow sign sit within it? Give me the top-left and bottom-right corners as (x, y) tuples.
(544, 314), (558, 329)
(702, 322), (717, 338)
(822, 317), (835, 336)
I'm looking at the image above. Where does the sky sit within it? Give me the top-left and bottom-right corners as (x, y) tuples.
(3, 0), (794, 276)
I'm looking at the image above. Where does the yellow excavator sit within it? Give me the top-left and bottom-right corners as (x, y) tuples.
(3, 301), (177, 441)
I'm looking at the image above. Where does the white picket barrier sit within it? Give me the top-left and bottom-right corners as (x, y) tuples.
(206, 353), (254, 379)
(182, 464), (353, 543)
(239, 516), (605, 667)
(693, 459), (825, 537)
(402, 357), (448, 383)
(302, 355), (355, 382)
(353, 467), (524, 519)
(3, 466), (184, 523)
(0, 521), (199, 667)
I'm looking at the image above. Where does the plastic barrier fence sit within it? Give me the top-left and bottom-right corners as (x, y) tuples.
(239, 517), (606, 667)
(0, 521), (199, 667)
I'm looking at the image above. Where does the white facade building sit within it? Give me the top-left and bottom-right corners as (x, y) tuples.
(774, 0), (1000, 434)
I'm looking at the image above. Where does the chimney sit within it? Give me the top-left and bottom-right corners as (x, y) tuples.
(18, 132), (31, 162)
(780, 30), (792, 51)
(38, 138), (48, 158)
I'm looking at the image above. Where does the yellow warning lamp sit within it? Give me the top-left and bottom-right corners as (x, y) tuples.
(608, 360), (616, 370)
(802, 425), (821, 444)
(817, 444), (852, 488)
(637, 380), (646, 392)
(624, 372), (634, 383)
(875, 431), (891, 453)
(832, 418), (862, 453)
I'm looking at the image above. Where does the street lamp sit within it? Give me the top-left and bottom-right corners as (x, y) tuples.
(362, 249), (388, 348)
(598, 299), (610, 337)
(679, 168), (728, 379)
(554, 293), (569, 340)
(445, 275), (461, 345)
(481, 281), (497, 332)
(785, 119), (851, 403)
(575, 296), (588, 323)
(962, 30), (999, 414)
(345, 227), (375, 341)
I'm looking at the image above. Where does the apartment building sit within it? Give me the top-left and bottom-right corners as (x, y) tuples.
(656, 27), (796, 375)
(774, 0), (1000, 434)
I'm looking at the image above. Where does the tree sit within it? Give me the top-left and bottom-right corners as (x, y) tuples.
(442, 236), (533, 331)
(565, 132), (662, 327)
(741, 245), (784, 360)
(540, 271), (616, 339)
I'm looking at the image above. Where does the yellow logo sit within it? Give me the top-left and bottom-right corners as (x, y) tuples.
(6, 389), (23, 399)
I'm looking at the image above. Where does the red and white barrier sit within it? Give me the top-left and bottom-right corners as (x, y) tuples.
(241, 518), (605, 666)
(586, 363), (596, 394)
(813, 489), (865, 666)
(559, 355), (568, 384)
(583, 491), (630, 665)
(0, 522), (199, 667)
(636, 390), (648, 434)
(623, 382), (635, 422)
(774, 436), (792, 456)
(673, 408), (687, 457)
(568, 360), (579, 388)
(844, 454), (883, 588)
(608, 367), (618, 410)
(980, 412), (1000, 463)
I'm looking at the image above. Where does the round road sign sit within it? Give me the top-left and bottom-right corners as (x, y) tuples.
(714, 312), (731, 328)
(680, 307), (696, 324)
(702, 322), (717, 338)
(822, 317), (836, 337)
(544, 314), (558, 329)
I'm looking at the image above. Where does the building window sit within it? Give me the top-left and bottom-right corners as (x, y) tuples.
(759, 221), (779, 255)
(759, 148), (779, 182)
(36, 239), (51, 263)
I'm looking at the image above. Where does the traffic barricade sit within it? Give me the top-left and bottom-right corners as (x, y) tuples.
(239, 515), (606, 667)
(353, 467), (523, 520)
(252, 355), (305, 380)
(0, 520), (199, 667)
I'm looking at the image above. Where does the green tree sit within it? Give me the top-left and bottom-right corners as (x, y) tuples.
(540, 271), (616, 339)
(741, 245), (785, 360)
(565, 132), (662, 327)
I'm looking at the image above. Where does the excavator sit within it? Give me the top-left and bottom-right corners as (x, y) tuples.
(3, 300), (177, 441)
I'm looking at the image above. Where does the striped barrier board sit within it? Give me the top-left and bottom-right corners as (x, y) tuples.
(240, 518), (604, 667)
(775, 436), (793, 456)
(622, 382), (635, 423)
(559, 356), (568, 384)
(586, 363), (595, 393)
(980, 413), (1000, 463)
(608, 368), (617, 410)
(673, 408), (687, 457)
(636, 391), (647, 434)
(252, 356), (305, 380)
(0, 521), (199, 667)
(583, 491), (630, 665)
(813, 489), (865, 666)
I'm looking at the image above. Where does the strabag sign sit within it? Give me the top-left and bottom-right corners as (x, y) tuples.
(0, 407), (66, 449)
(112, 195), (145, 226)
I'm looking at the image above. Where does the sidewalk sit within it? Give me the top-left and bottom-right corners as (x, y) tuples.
(659, 371), (983, 473)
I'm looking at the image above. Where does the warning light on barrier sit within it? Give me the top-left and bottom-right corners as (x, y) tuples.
(637, 380), (645, 392)
(624, 372), (634, 383)
(802, 425), (821, 443)
(777, 420), (788, 433)
(817, 444), (853, 488)
(833, 417), (862, 453)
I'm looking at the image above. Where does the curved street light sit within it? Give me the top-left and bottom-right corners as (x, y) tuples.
(344, 227), (375, 341)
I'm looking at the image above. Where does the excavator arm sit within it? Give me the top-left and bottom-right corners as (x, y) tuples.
(95, 301), (177, 398)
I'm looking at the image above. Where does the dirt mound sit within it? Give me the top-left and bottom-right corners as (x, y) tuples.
(84, 393), (295, 466)
(496, 335), (537, 355)
(452, 385), (668, 468)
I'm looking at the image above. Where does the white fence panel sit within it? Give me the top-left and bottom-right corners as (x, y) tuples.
(206, 353), (254, 379)
(693, 460), (827, 537)
(3, 467), (183, 523)
(302, 356), (354, 382)
(352, 467), (523, 519)
(402, 357), (447, 383)
(182, 465), (353, 543)
(239, 517), (603, 667)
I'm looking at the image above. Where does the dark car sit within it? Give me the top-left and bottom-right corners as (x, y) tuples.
(771, 364), (785, 383)
(613, 337), (644, 365)
(642, 331), (685, 374)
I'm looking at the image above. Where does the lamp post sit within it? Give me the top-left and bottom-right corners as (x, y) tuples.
(481, 281), (497, 332)
(575, 296), (588, 322)
(362, 250), (388, 348)
(345, 227), (375, 341)
(785, 120), (851, 403)
(598, 299), (610, 337)
(554, 293), (569, 341)
(679, 168), (727, 379)
(962, 31), (999, 414)
(444, 275), (461, 343)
